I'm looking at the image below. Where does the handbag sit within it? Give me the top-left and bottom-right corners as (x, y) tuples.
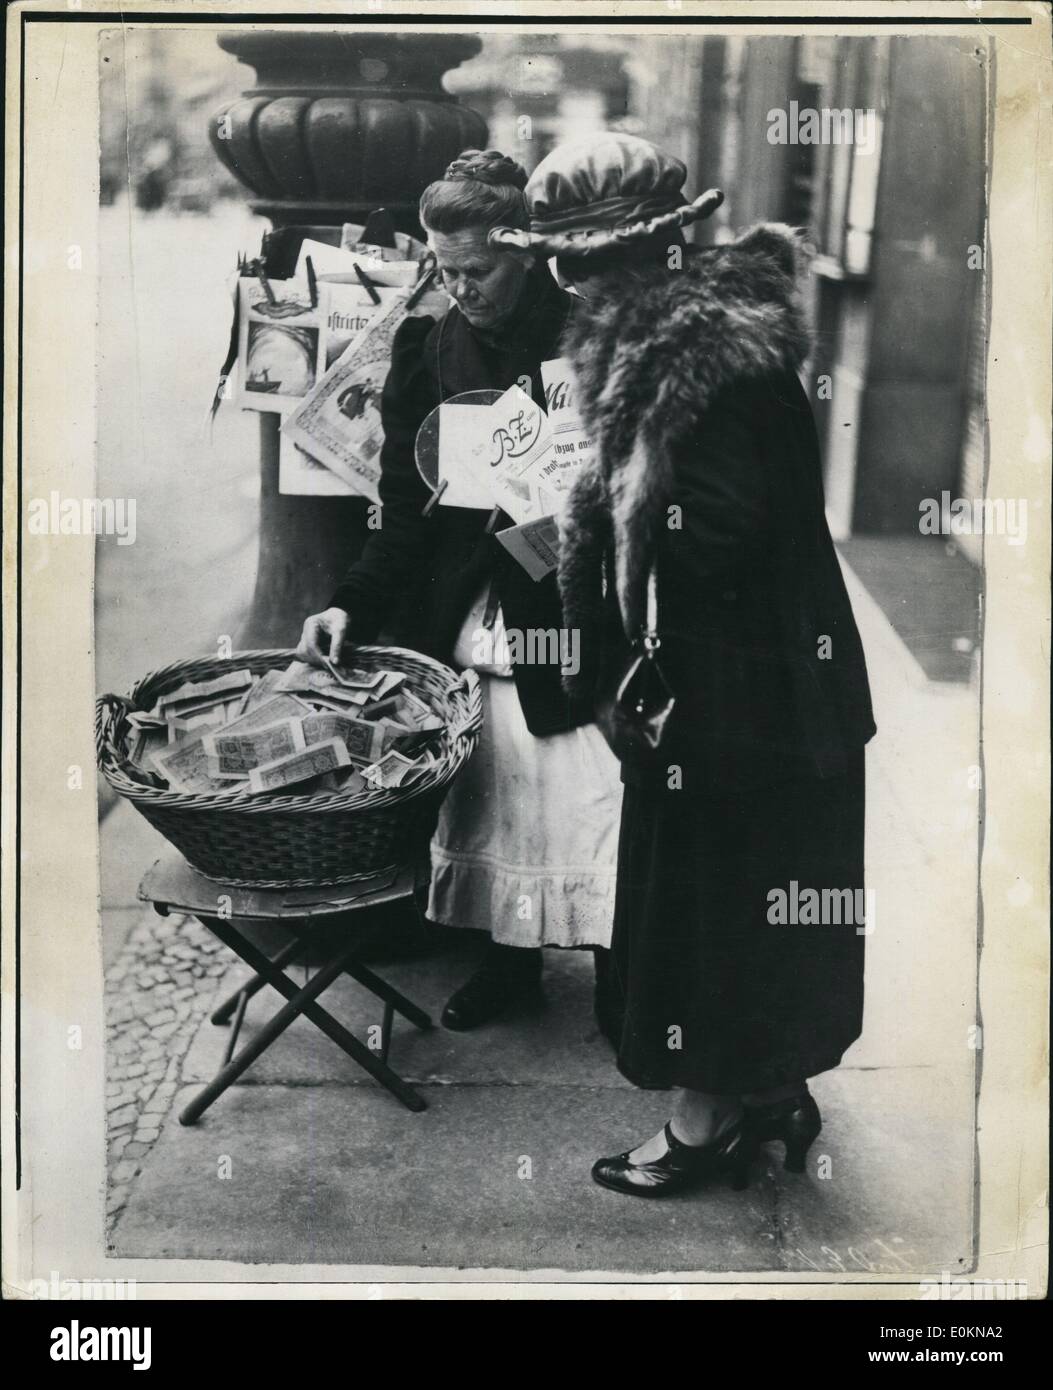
(596, 566), (676, 762)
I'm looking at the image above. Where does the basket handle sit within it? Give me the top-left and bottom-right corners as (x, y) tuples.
(95, 692), (135, 763)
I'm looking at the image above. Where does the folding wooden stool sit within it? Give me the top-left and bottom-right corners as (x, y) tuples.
(138, 844), (434, 1121)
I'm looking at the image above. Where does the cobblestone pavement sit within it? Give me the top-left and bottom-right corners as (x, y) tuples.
(104, 909), (230, 1237)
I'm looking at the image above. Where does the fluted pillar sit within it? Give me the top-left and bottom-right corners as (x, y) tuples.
(209, 31), (486, 646)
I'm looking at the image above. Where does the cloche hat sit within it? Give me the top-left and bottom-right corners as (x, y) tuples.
(489, 132), (723, 257)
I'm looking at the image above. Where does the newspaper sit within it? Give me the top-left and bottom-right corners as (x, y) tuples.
(495, 514), (562, 581)
(436, 401), (503, 509)
(540, 356), (597, 494)
(295, 236), (423, 289)
(237, 279), (324, 413)
(280, 286), (447, 502)
(484, 383), (557, 525)
(319, 281), (401, 368)
(278, 431), (357, 497)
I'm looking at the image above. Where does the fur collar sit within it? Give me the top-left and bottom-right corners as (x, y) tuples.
(557, 223), (810, 687)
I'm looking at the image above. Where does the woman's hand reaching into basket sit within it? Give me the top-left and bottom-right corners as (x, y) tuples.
(296, 607), (351, 667)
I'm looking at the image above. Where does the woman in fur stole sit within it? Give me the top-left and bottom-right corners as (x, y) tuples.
(493, 133), (877, 1197)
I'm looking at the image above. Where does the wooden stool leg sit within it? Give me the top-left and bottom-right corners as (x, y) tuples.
(181, 917), (427, 1122)
(336, 958), (434, 1031)
(221, 989), (250, 1066)
(380, 1001), (395, 1065)
(210, 931), (308, 1025)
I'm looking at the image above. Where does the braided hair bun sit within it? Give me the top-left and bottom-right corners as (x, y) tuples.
(444, 149), (528, 191)
(421, 148), (530, 234)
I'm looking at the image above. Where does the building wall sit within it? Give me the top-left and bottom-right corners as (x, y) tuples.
(851, 37), (988, 536)
(679, 34), (988, 545)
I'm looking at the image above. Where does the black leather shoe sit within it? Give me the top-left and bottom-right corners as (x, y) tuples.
(592, 1120), (746, 1198)
(744, 1086), (822, 1173)
(441, 944), (543, 1031)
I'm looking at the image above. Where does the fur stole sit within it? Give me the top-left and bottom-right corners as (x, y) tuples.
(557, 223), (810, 696)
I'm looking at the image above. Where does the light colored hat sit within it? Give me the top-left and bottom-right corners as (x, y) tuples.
(489, 132), (722, 257)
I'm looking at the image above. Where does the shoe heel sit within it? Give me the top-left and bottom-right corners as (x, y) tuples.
(782, 1117), (821, 1173)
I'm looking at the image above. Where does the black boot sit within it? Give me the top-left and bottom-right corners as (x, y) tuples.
(441, 941), (543, 1031)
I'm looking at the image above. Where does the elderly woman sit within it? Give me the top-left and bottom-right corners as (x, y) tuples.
(492, 133), (877, 1196)
(298, 150), (622, 1034)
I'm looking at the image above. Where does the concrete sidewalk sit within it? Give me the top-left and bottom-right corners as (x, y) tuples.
(101, 557), (980, 1276)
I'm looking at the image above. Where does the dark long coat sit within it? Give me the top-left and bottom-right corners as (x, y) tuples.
(330, 263), (591, 739)
(558, 226), (877, 1091)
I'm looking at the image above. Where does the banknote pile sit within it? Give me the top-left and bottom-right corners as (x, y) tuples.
(122, 661), (446, 798)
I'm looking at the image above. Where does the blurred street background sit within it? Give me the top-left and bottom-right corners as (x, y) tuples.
(95, 26), (986, 1271)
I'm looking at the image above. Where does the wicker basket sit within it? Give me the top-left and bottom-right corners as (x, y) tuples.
(96, 647), (482, 889)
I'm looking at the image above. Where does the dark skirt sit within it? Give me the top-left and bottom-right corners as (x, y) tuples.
(610, 751), (867, 1094)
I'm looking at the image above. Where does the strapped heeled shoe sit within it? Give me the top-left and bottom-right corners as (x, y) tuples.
(743, 1086), (822, 1174)
(592, 1119), (747, 1198)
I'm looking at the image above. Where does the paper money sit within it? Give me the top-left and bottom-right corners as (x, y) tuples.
(204, 719), (307, 776)
(222, 693), (312, 735)
(356, 694), (403, 722)
(248, 738), (351, 794)
(309, 683), (374, 708)
(237, 667), (285, 712)
(370, 718), (416, 754)
(150, 737), (239, 795)
(333, 768), (368, 795)
(128, 726), (169, 772)
(396, 689), (440, 727)
(371, 671), (406, 701)
(495, 514), (561, 581)
(167, 707), (231, 742)
(302, 690), (373, 712)
(128, 711), (168, 730)
(361, 749), (426, 790)
(155, 669), (253, 713)
(322, 660), (384, 690)
(300, 711), (359, 748)
(272, 661), (349, 695)
(340, 716), (387, 766)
